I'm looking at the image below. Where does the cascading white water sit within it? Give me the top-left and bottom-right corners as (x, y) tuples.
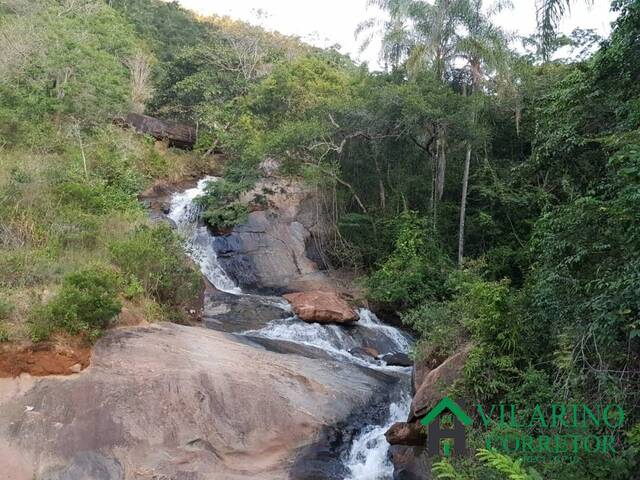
(168, 177), (241, 294)
(358, 309), (412, 353)
(344, 392), (412, 480)
(246, 309), (412, 371)
(168, 179), (414, 480)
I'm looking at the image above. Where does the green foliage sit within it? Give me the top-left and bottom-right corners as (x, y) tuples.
(0, 298), (12, 342)
(0, 0), (140, 145)
(29, 265), (122, 342)
(109, 224), (201, 307)
(0, 297), (13, 320)
(0, 326), (8, 343)
(201, 203), (250, 233)
(195, 178), (253, 232)
(366, 211), (452, 309)
(432, 459), (466, 479)
(432, 449), (542, 480)
(476, 449), (542, 480)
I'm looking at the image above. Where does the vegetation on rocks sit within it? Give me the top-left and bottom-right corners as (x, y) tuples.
(1, 0), (638, 477)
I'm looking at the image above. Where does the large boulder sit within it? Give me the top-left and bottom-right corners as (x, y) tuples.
(121, 113), (196, 149)
(385, 422), (427, 446)
(410, 344), (472, 421)
(213, 179), (336, 294)
(389, 446), (433, 480)
(284, 291), (358, 325)
(0, 323), (396, 480)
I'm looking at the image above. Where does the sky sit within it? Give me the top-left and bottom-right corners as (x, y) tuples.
(175, 0), (618, 67)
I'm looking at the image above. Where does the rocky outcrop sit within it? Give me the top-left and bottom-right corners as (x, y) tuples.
(381, 352), (414, 367)
(389, 446), (433, 480)
(213, 179), (336, 294)
(0, 323), (399, 480)
(284, 291), (358, 324)
(385, 422), (427, 446)
(118, 113), (197, 149)
(387, 344), (472, 480)
(410, 344), (471, 420)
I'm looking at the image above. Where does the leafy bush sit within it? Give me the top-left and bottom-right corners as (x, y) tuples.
(109, 224), (201, 307)
(29, 266), (122, 342)
(56, 181), (140, 215)
(201, 203), (250, 234)
(195, 178), (253, 232)
(0, 325), (9, 343)
(366, 211), (452, 309)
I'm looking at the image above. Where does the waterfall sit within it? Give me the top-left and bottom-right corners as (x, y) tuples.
(168, 177), (241, 294)
(344, 392), (412, 480)
(168, 179), (414, 479)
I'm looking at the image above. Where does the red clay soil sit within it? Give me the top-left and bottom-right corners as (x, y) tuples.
(0, 343), (91, 378)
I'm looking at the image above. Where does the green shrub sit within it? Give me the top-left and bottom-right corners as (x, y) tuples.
(0, 297), (13, 320)
(402, 302), (463, 359)
(366, 211), (452, 309)
(0, 325), (9, 342)
(56, 181), (140, 215)
(195, 178), (254, 232)
(201, 203), (250, 233)
(0, 250), (52, 288)
(29, 265), (122, 342)
(109, 224), (201, 306)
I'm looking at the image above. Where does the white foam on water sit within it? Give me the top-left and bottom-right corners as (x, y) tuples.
(344, 393), (412, 480)
(168, 177), (241, 295)
(244, 309), (413, 372)
(358, 309), (412, 354)
(168, 178), (414, 478)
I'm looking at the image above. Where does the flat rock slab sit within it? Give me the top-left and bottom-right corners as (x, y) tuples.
(203, 288), (292, 333)
(0, 323), (395, 480)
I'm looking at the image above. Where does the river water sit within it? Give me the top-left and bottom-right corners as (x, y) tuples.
(168, 177), (413, 479)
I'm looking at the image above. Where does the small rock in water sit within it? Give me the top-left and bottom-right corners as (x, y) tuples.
(385, 422), (427, 446)
(348, 347), (380, 361)
(381, 353), (413, 367)
(283, 290), (358, 324)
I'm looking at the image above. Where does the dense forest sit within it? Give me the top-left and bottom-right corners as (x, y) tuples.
(0, 0), (639, 478)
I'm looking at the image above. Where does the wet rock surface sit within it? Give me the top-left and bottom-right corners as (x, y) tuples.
(213, 179), (335, 294)
(202, 287), (291, 333)
(0, 323), (398, 480)
(387, 344), (472, 479)
(381, 352), (414, 367)
(389, 446), (432, 480)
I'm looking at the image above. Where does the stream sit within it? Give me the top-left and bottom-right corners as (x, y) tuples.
(168, 178), (413, 479)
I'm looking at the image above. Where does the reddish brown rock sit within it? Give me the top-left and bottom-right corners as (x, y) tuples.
(385, 422), (427, 446)
(410, 344), (472, 420)
(283, 291), (358, 324)
(120, 113), (196, 149)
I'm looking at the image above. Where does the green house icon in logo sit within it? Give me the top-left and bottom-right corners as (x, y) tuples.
(421, 397), (472, 457)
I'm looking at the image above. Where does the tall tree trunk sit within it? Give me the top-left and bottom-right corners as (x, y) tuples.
(458, 63), (480, 265)
(431, 134), (440, 227)
(458, 143), (471, 265)
(436, 129), (446, 202)
(373, 155), (386, 211)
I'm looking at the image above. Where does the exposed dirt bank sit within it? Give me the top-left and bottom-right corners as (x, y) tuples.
(0, 342), (90, 378)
